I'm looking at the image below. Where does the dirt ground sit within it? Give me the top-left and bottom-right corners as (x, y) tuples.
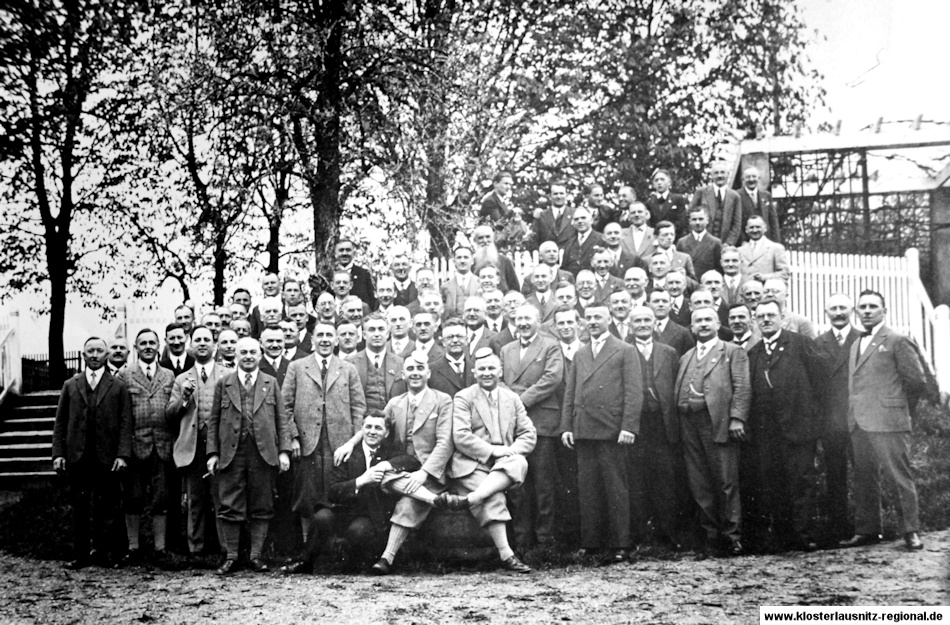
(0, 532), (946, 625)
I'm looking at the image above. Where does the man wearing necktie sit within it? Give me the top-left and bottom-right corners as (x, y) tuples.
(841, 290), (928, 551)
(158, 322), (195, 377)
(560, 304), (641, 563)
(116, 329), (176, 567)
(618, 202), (655, 265)
(745, 299), (825, 552)
(607, 288), (634, 343)
(207, 338), (292, 574)
(689, 160), (742, 246)
(675, 206), (724, 282)
(53, 337), (133, 570)
(345, 313), (407, 413)
(727, 303), (760, 353)
(645, 169), (690, 239)
(501, 305), (564, 549)
(738, 166), (781, 245)
(427, 317), (474, 397)
(737, 216), (789, 284)
(282, 323), (367, 561)
(436, 349), (536, 573)
(813, 293), (860, 539)
(720, 247), (745, 307)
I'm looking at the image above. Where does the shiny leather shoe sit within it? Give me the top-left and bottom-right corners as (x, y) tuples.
(500, 555), (532, 573)
(370, 558), (392, 575)
(601, 549), (627, 565)
(216, 558), (237, 575)
(838, 534), (881, 548)
(280, 560), (310, 575)
(904, 532), (924, 551)
(433, 493), (471, 511)
(249, 557), (270, 573)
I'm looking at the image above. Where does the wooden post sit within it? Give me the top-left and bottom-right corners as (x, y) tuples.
(933, 305), (950, 392)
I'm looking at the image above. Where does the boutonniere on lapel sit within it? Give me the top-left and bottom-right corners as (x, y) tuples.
(878, 345), (888, 353)
(778, 347), (785, 352)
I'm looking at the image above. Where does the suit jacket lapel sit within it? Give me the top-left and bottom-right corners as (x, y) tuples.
(512, 338), (540, 381)
(95, 373), (114, 406)
(412, 388), (434, 433)
(854, 327), (886, 371)
(253, 375), (268, 413)
(583, 336), (618, 379)
(225, 373), (242, 408)
(475, 391), (500, 442)
(325, 357), (341, 391)
(702, 341), (725, 378)
(78, 375), (90, 406)
(304, 357), (323, 388)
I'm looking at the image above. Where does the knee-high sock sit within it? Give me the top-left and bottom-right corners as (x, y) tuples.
(486, 522), (514, 560)
(301, 515), (312, 542)
(381, 524), (410, 564)
(249, 520), (269, 560)
(152, 515), (167, 552)
(221, 521), (242, 560)
(125, 514), (141, 550)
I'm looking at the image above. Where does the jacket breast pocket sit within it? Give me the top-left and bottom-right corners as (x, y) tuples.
(264, 396), (276, 405)
(222, 396), (232, 408)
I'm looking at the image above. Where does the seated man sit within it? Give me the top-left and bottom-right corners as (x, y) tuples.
(282, 411), (401, 573)
(438, 348), (538, 573)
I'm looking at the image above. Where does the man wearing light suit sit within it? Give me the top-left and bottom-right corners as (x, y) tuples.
(737, 216), (789, 283)
(561, 304), (642, 562)
(738, 166), (781, 245)
(690, 160), (743, 246)
(282, 323), (367, 549)
(840, 290), (928, 551)
(502, 305), (564, 549)
(441, 245), (480, 319)
(346, 313), (407, 412)
(524, 264), (559, 324)
(675, 307), (751, 556)
(167, 325), (229, 559)
(207, 337), (292, 574)
(438, 349), (537, 573)
(618, 202), (656, 267)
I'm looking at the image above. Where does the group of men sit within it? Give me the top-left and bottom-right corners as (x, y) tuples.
(51, 162), (937, 576)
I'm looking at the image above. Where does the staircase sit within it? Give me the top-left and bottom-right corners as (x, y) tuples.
(0, 392), (58, 488)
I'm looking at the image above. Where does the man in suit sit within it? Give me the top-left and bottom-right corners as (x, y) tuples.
(524, 264), (559, 324)
(588, 183), (622, 233)
(374, 276), (397, 317)
(700, 270), (731, 328)
(502, 305), (564, 548)
(438, 349), (537, 574)
(602, 222), (642, 278)
(645, 168), (689, 239)
(385, 306), (414, 358)
(738, 216), (789, 283)
(623, 267), (650, 309)
(653, 221), (697, 282)
(472, 225), (521, 293)
(720, 246), (746, 307)
(483, 289), (507, 334)
(281, 278), (308, 318)
(280, 320), (309, 360)
(741, 280), (765, 310)
(257, 296), (285, 334)
(552, 306), (585, 545)
(745, 299), (824, 551)
(690, 288), (734, 342)
(532, 180), (576, 251)
(727, 303), (761, 352)
(427, 317), (474, 397)
(53, 336), (133, 569)
(738, 166), (781, 245)
(675, 307), (751, 555)
(282, 323), (367, 553)
(523, 242), (574, 296)
(627, 306), (685, 548)
(840, 290), (928, 551)
(676, 206), (723, 281)
(412, 311), (445, 363)
(259, 326), (292, 386)
(607, 288), (635, 343)
(107, 337), (130, 376)
(762, 278), (817, 339)
(441, 245), (480, 319)
(618, 202), (656, 266)
(560, 304), (642, 562)
(116, 329), (177, 566)
(215, 328), (239, 370)
(346, 313), (407, 412)
(666, 270), (693, 328)
(390, 255), (417, 308)
(249, 274), (281, 338)
(167, 325), (229, 560)
(590, 253), (625, 305)
(562, 206), (603, 276)
(334, 239), (377, 311)
(462, 295), (496, 357)
(159, 322), (195, 377)
(207, 337), (292, 574)
(690, 160), (742, 246)
(813, 293), (860, 539)
(479, 171), (515, 225)
(650, 289), (695, 358)
(338, 324), (362, 359)
(372, 353), (455, 574)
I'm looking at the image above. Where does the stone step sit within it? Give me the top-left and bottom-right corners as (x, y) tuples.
(0, 430), (53, 447)
(0, 472), (56, 489)
(1, 417), (55, 432)
(8, 405), (57, 420)
(14, 391), (61, 408)
(0, 457), (53, 474)
(0, 443), (50, 459)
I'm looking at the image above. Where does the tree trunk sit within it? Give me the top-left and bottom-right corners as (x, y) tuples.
(212, 227), (227, 305)
(46, 239), (68, 385)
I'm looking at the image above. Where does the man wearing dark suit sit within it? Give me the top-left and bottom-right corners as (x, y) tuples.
(346, 313), (407, 412)
(552, 306), (585, 545)
(116, 329), (177, 565)
(461, 295), (496, 357)
(738, 166), (781, 245)
(650, 289), (695, 358)
(676, 206), (723, 281)
(384, 306), (414, 359)
(745, 299), (824, 551)
(813, 294), (860, 539)
(645, 169), (689, 240)
(727, 303), (761, 352)
(472, 226), (522, 293)
(666, 270), (694, 329)
(428, 318), (474, 397)
(259, 326), (292, 387)
(249, 274), (282, 338)
(675, 307), (751, 555)
(334, 239), (377, 311)
(602, 222), (642, 278)
(607, 288), (635, 344)
(618, 202), (656, 267)
(524, 264), (559, 324)
(690, 160), (742, 246)
(840, 290), (929, 551)
(531, 181), (576, 251)
(560, 304), (642, 562)
(412, 311), (445, 364)
(590, 258), (625, 306)
(627, 306), (685, 547)
(53, 337), (133, 569)
(523, 243), (574, 297)
(502, 305), (564, 548)
(479, 171), (515, 225)
(390, 255), (417, 308)
(654, 221), (698, 282)
(207, 337), (292, 574)
(720, 246), (747, 308)
(562, 207), (603, 276)
(283, 323), (367, 554)
(159, 323), (195, 378)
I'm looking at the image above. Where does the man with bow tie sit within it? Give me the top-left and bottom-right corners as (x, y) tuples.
(116, 329), (176, 567)
(206, 337), (292, 574)
(744, 299), (825, 552)
(282, 323), (367, 561)
(645, 168), (689, 239)
(502, 304), (564, 549)
(841, 290), (928, 551)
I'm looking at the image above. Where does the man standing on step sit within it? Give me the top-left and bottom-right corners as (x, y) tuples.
(53, 336), (133, 569)
(116, 329), (177, 567)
